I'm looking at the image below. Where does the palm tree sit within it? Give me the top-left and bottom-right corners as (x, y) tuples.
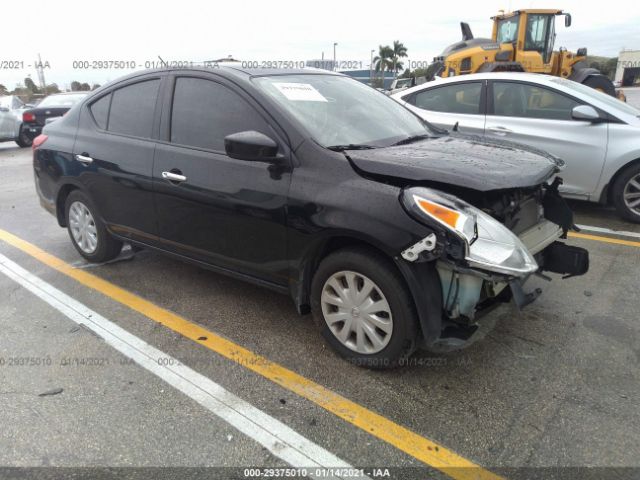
(390, 40), (408, 77)
(373, 45), (394, 85)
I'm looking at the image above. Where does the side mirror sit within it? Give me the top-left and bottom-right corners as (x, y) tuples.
(224, 131), (279, 162)
(571, 105), (601, 122)
(564, 13), (571, 27)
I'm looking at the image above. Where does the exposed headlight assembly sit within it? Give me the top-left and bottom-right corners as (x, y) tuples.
(402, 187), (538, 277)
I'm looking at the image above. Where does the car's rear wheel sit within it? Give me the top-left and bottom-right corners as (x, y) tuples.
(311, 247), (418, 368)
(15, 129), (32, 148)
(65, 190), (123, 262)
(612, 164), (640, 223)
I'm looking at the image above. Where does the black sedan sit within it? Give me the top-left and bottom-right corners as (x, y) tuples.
(33, 68), (588, 367)
(22, 92), (88, 141)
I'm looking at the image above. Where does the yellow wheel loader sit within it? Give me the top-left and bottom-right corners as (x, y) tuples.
(425, 9), (619, 97)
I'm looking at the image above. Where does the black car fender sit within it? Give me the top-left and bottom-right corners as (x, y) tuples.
(393, 257), (443, 347)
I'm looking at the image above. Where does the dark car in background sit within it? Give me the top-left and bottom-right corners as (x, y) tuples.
(22, 92), (88, 141)
(32, 67), (588, 367)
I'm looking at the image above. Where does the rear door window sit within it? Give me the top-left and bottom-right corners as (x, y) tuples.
(170, 77), (270, 152)
(410, 82), (482, 114)
(107, 79), (160, 138)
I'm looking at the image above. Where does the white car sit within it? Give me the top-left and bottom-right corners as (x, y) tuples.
(392, 72), (640, 222)
(0, 95), (32, 147)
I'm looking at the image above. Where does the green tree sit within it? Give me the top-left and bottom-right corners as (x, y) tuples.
(373, 45), (394, 84)
(45, 84), (60, 95)
(389, 40), (408, 76)
(24, 77), (40, 94)
(70, 81), (81, 91)
(587, 56), (618, 79)
(0, 84), (8, 95)
(80, 83), (91, 91)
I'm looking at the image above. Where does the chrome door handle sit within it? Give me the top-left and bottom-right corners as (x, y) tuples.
(75, 154), (93, 164)
(162, 171), (187, 183)
(487, 126), (513, 136)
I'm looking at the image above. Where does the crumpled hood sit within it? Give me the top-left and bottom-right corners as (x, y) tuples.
(347, 134), (564, 192)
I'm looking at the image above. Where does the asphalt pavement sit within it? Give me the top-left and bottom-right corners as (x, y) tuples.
(0, 141), (638, 479)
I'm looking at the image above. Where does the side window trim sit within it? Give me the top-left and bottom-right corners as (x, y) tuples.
(486, 79), (597, 119)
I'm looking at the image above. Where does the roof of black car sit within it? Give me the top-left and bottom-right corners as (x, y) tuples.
(164, 65), (342, 78)
(89, 66), (343, 96)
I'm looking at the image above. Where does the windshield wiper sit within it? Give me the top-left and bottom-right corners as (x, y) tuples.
(391, 134), (430, 146)
(327, 144), (378, 151)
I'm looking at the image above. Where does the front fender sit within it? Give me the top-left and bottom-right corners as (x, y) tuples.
(568, 67), (601, 85)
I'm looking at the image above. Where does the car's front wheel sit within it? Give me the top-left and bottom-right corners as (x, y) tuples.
(65, 190), (123, 263)
(612, 163), (640, 223)
(311, 247), (418, 368)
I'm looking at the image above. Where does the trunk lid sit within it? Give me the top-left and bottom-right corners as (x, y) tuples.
(26, 107), (70, 126)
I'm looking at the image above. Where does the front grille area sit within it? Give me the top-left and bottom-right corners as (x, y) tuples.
(509, 197), (543, 235)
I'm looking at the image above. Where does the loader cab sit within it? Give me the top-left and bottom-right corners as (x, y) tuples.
(492, 10), (568, 73)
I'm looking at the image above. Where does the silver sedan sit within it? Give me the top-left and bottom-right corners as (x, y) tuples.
(392, 72), (640, 222)
(0, 95), (32, 147)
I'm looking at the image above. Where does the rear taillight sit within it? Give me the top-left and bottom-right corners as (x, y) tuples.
(23, 112), (36, 122)
(32, 134), (48, 150)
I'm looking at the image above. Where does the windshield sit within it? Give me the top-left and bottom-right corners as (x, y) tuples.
(549, 77), (640, 117)
(496, 15), (519, 43)
(38, 93), (87, 108)
(254, 74), (431, 148)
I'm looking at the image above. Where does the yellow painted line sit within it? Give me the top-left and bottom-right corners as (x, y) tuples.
(0, 228), (502, 480)
(569, 231), (640, 248)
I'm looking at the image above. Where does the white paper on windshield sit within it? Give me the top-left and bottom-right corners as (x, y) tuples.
(273, 83), (328, 102)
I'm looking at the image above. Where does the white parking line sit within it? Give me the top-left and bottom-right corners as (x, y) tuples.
(576, 224), (640, 239)
(0, 253), (369, 480)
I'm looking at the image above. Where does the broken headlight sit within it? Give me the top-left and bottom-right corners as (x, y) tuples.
(402, 187), (538, 277)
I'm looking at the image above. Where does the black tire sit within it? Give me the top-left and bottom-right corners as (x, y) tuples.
(64, 190), (123, 262)
(310, 247), (418, 369)
(15, 128), (32, 148)
(582, 75), (616, 97)
(611, 163), (640, 223)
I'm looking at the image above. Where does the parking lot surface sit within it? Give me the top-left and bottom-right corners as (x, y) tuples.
(1, 142), (639, 479)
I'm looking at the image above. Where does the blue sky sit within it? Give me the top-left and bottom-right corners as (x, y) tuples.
(1, 0), (639, 90)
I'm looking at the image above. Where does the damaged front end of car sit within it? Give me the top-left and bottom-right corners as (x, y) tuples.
(399, 177), (589, 350)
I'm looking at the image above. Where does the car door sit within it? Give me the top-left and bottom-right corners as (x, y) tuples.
(400, 81), (486, 135)
(73, 76), (163, 242)
(0, 100), (10, 139)
(152, 74), (291, 285)
(11, 96), (26, 137)
(0, 96), (17, 139)
(485, 80), (608, 196)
